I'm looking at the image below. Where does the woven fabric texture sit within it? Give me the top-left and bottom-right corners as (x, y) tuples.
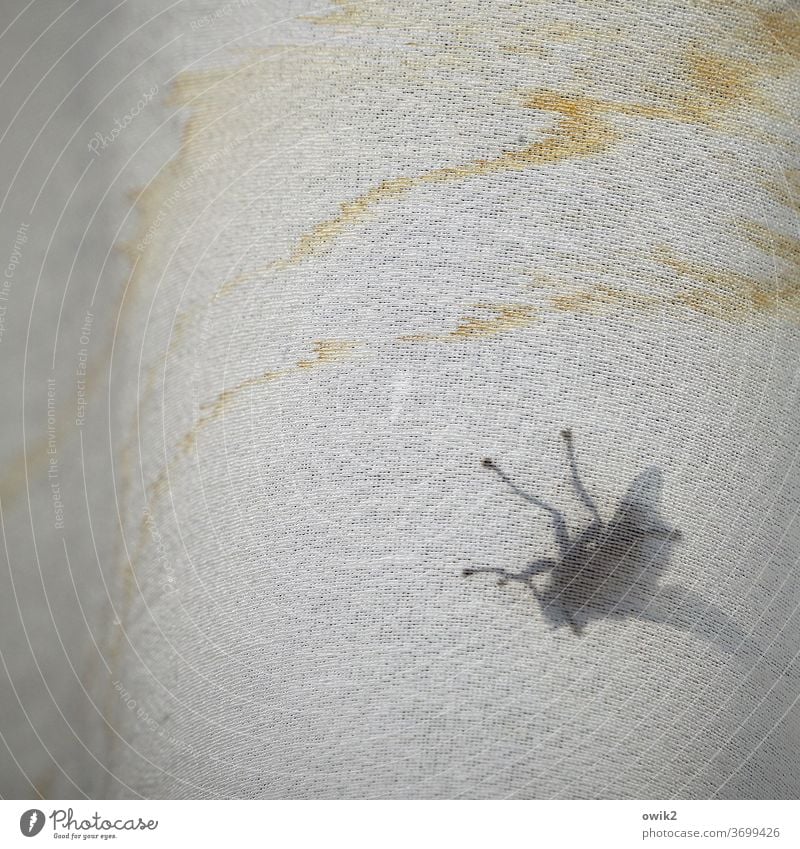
(106, 0), (800, 798)
(2, 0), (799, 799)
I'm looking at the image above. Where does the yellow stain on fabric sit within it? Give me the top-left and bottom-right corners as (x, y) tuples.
(305, 0), (365, 26)
(541, 264), (798, 325)
(277, 42), (768, 270)
(400, 234), (800, 332)
(757, 8), (800, 60)
(122, 339), (358, 673)
(211, 92), (619, 298)
(285, 93), (618, 266)
(530, 222), (800, 325)
(147, 340), (358, 501)
(741, 219), (800, 270)
(682, 49), (757, 115)
(654, 244), (800, 321)
(548, 285), (662, 315)
(123, 9), (800, 323)
(767, 169), (800, 213)
(197, 340), (356, 422)
(156, 19), (789, 301)
(400, 304), (537, 342)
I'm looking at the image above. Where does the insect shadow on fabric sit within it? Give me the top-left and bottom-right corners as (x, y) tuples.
(463, 430), (741, 645)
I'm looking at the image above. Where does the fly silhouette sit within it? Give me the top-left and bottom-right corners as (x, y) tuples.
(464, 430), (743, 645)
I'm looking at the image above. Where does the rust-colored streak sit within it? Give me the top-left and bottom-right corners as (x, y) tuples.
(400, 303), (537, 342)
(589, 49), (759, 126)
(549, 285), (660, 315)
(147, 340), (358, 501)
(547, 278), (796, 324)
(205, 41), (780, 302)
(539, 232), (800, 325)
(197, 339), (357, 422)
(767, 169), (800, 213)
(683, 49), (756, 114)
(758, 8), (800, 60)
(741, 219), (800, 270)
(296, 339), (358, 367)
(125, 340), (359, 680)
(197, 371), (280, 420)
(399, 241), (800, 335)
(305, 0), (363, 26)
(284, 93), (617, 266)
(265, 71), (767, 273)
(655, 244), (800, 321)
